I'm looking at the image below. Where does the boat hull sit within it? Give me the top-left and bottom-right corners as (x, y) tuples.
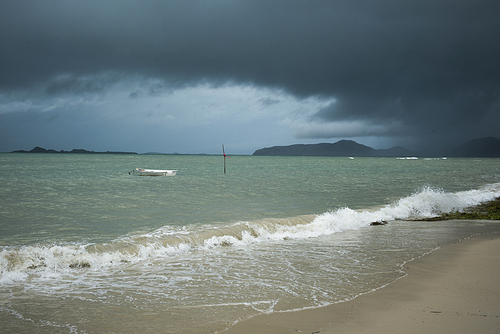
(132, 168), (177, 176)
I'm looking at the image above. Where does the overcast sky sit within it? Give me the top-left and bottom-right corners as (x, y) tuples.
(1, 0), (499, 154)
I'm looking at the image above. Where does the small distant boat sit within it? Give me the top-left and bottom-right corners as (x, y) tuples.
(130, 168), (177, 176)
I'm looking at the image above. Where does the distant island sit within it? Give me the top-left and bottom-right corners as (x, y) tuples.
(10, 137), (500, 157)
(253, 137), (500, 158)
(12, 146), (137, 155)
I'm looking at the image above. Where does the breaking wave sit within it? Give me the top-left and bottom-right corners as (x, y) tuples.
(2, 183), (500, 284)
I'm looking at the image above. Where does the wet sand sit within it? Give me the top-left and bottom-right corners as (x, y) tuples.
(222, 227), (500, 334)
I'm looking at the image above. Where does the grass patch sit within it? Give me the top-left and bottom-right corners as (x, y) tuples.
(422, 197), (500, 221)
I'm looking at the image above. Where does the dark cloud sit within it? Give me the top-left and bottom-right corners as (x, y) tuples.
(45, 73), (123, 95)
(1, 0), (499, 151)
(259, 97), (281, 107)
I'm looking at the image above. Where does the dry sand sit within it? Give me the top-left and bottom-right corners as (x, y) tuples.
(222, 229), (500, 334)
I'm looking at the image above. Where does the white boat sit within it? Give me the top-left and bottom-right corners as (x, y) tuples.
(130, 168), (177, 176)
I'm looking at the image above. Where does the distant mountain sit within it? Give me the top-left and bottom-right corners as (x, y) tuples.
(253, 140), (371, 156)
(12, 146), (137, 154)
(446, 137), (500, 157)
(253, 137), (500, 157)
(253, 140), (415, 157)
(374, 146), (415, 157)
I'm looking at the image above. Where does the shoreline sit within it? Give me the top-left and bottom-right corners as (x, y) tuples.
(222, 228), (500, 333)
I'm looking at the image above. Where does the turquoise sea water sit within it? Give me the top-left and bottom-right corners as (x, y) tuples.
(1, 154), (500, 333)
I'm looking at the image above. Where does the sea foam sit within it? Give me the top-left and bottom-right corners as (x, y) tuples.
(1, 183), (499, 284)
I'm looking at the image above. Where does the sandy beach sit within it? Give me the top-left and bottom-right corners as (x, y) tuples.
(223, 227), (500, 334)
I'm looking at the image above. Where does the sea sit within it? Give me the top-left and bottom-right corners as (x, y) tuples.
(1, 153), (500, 333)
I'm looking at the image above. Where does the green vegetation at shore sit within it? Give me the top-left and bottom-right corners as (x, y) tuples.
(424, 197), (500, 221)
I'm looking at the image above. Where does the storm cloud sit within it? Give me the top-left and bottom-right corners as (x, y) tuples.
(1, 0), (499, 153)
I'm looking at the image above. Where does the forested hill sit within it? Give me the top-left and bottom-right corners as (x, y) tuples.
(253, 138), (500, 157)
(252, 140), (413, 157)
(12, 147), (137, 154)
